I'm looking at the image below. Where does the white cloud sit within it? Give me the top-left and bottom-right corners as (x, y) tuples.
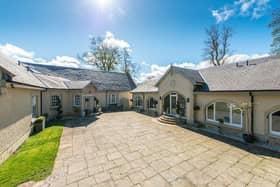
(212, 7), (235, 23)
(0, 44), (34, 60)
(138, 53), (269, 83)
(0, 32), (131, 70)
(0, 43), (86, 68)
(212, 0), (270, 22)
(102, 31), (130, 49)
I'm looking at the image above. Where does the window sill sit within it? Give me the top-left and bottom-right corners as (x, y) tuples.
(269, 133), (280, 138)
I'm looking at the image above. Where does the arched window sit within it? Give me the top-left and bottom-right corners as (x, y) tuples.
(207, 102), (243, 128)
(269, 110), (280, 136)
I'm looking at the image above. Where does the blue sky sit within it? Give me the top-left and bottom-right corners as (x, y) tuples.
(0, 0), (278, 80)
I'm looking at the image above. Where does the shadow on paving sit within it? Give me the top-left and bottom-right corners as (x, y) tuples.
(179, 125), (280, 159)
(64, 116), (99, 128)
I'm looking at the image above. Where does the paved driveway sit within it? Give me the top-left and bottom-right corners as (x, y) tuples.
(39, 112), (280, 187)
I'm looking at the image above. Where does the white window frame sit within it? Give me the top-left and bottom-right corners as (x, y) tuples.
(135, 96), (143, 107)
(206, 102), (243, 128)
(50, 95), (61, 107)
(110, 94), (117, 104)
(32, 95), (38, 117)
(73, 95), (81, 106)
(269, 110), (280, 136)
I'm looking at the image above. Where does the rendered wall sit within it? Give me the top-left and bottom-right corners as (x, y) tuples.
(0, 87), (40, 164)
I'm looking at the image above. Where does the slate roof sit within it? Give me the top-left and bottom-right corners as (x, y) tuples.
(131, 79), (159, 93)
(0, 52), (45, 88)
(199, 56), (280, 91)
(24, 63), (136, 91)
(34, 73), (93, 89)
(155, 66), (205, 87)
(172, 66), (205, 84)
(34, 74), (69, 89)
(64, 81), (92, 90)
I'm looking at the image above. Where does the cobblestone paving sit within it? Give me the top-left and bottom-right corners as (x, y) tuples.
(37, 112), (280, 187)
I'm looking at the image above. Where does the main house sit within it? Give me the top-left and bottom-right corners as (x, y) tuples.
(0, 52), (136, 164)
(131, 56), (280, 147)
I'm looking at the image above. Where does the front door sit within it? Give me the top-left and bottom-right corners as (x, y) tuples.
(170, 93), (177, 116)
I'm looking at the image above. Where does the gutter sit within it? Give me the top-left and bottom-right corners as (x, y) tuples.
(195, 89), (280, 93)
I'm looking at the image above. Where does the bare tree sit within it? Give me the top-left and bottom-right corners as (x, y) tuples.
(203, 25), (233, 66)
(269, 8), (280, 55)
(83, 36), (121, 72)
(121, 47), (135, 74)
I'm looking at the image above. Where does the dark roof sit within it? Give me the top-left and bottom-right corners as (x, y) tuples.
(0, 52), (45, 88)
(131, 78), (159, 93)
(199, 56), (280, 91)
(172, 66), (205, 83)
(25, 63), (136, 91)
(155, 65), (205, 86)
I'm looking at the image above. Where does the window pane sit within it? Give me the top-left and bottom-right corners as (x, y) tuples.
(207, 104), (214, 120)
(232, 106), (242, 125)
(215, 102), (230, 123)
(74, 95), (81, 106)
(272, 111), (280, 133)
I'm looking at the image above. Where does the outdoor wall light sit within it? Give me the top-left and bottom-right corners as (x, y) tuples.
(160, 96), (162, 100)
(186, 98), (190, 103)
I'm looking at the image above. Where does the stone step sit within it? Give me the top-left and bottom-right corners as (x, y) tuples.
(158, 115), (177, 125)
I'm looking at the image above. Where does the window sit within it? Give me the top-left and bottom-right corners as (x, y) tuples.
(110, 94), (117, 104)
(32, 95), (38, 117)
(135, 96), (143, 107)
(73, 95), (81, 106)
(269, 110), (280, 136)
(51, 95), (61, 107)
(148, 98), (157, 109)
(207, 102), (242, 128)
(207, 104), (215, 120)
(216, 102), (230, 123)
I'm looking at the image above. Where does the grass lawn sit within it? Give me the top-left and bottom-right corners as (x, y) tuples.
(0, 121), (64, 187)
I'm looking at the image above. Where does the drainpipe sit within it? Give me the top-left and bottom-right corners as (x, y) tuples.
(249, 91), (254, 137)
(106, 90), (108, 108)
(143, 93), (145, 112)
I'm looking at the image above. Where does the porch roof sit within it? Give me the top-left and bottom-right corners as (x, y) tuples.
(131, 79), (159, 93)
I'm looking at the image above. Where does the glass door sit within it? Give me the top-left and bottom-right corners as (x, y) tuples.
(170, 93), (177, 116)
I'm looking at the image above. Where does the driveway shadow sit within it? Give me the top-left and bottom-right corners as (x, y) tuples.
(64, 116), (99, 128)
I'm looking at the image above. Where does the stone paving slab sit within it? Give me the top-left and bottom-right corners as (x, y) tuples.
(37, 112), (280, 187)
